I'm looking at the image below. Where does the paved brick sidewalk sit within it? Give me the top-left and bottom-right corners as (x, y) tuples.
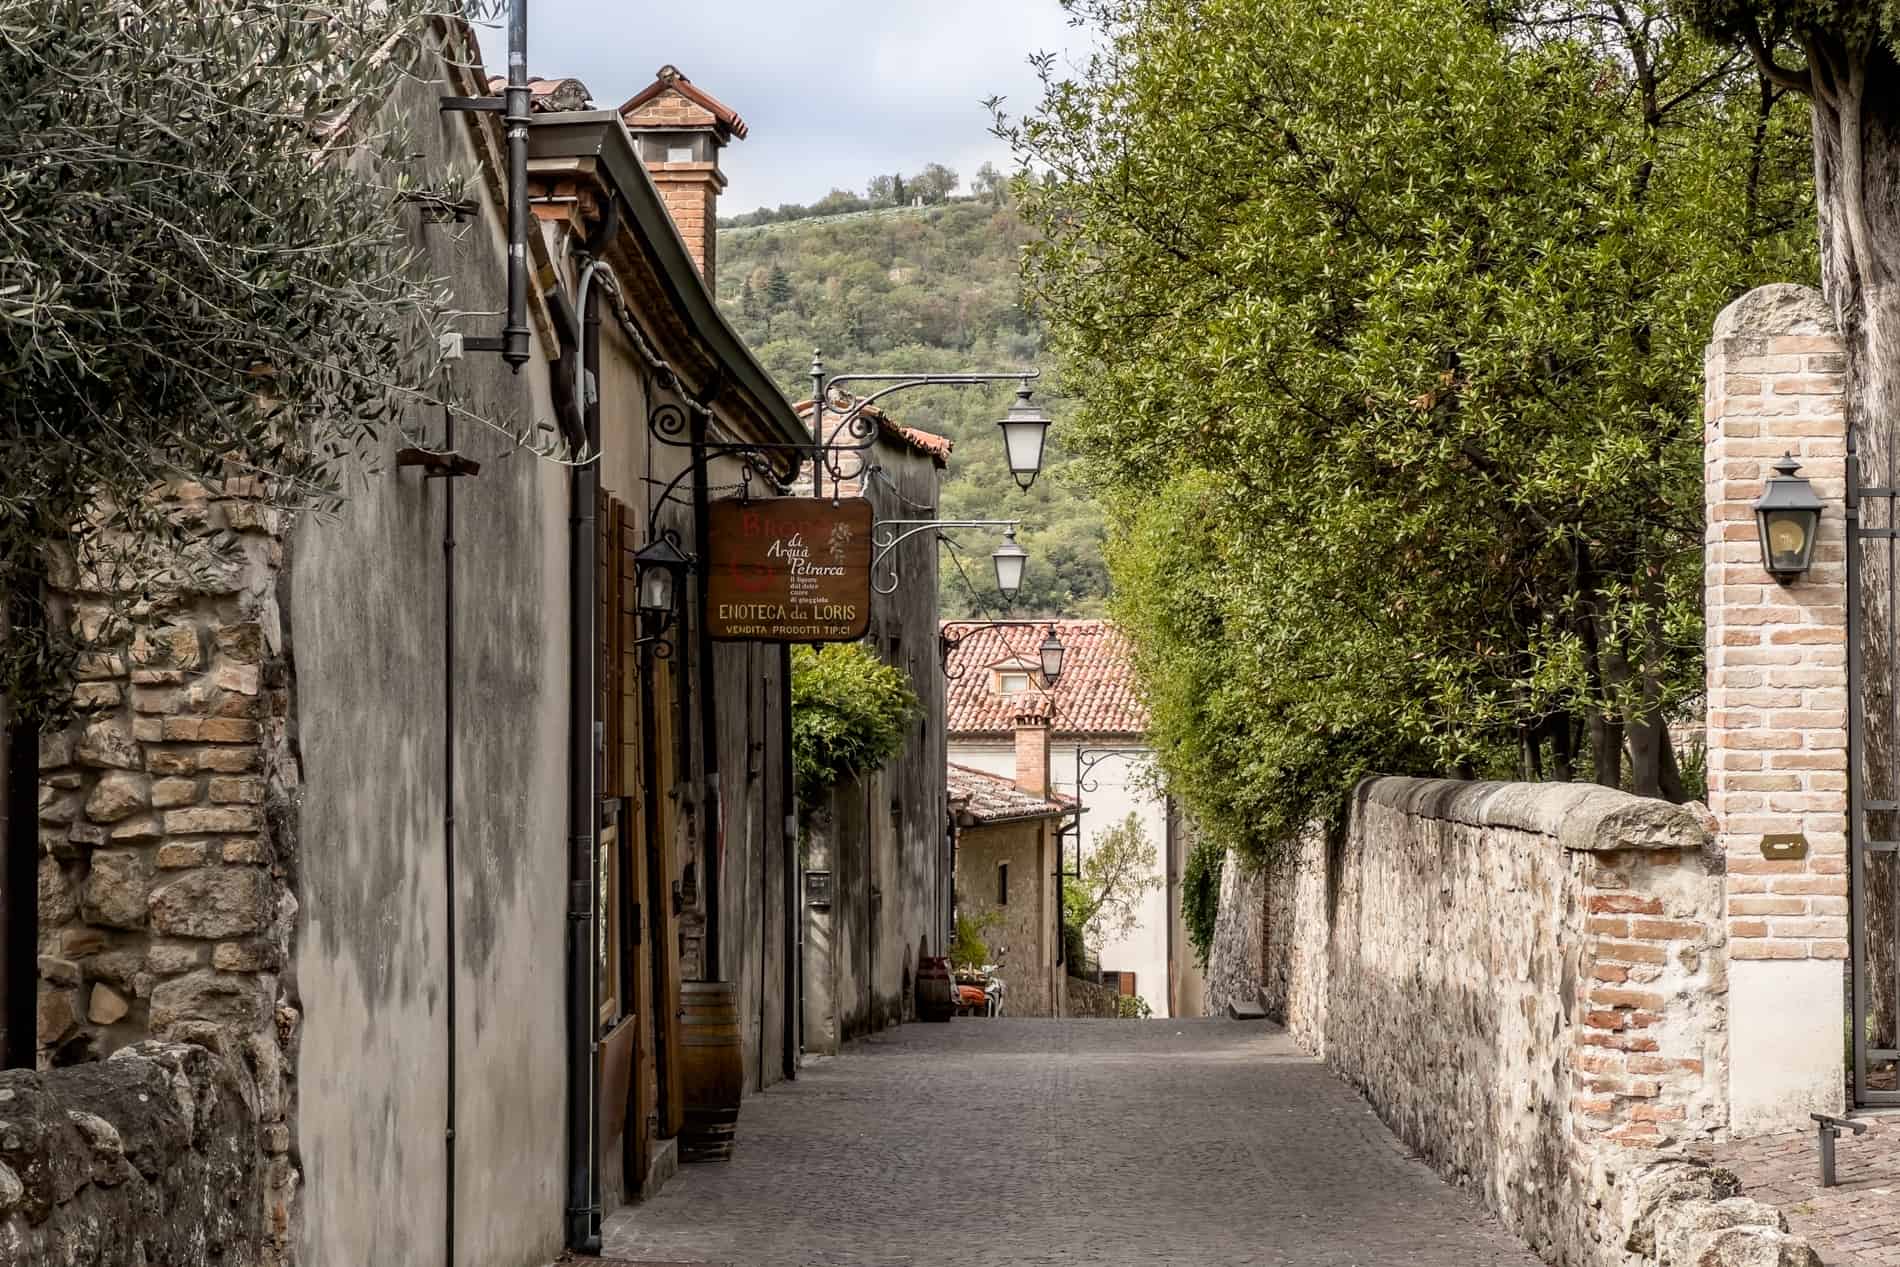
(598, 1018), (1541, 1267)
(1722, 1116), (1900, 1266)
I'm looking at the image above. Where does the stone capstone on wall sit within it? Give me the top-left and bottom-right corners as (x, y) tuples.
(0, 1041), (261, 1266)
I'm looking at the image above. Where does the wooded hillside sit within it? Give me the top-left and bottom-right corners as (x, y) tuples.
(716, 199), (1106, 617)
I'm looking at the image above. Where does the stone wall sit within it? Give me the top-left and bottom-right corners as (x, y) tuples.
(0, 1041), (261, 1265)
(33, 473), (295, 1261)
(1064, 975), (1120, 1018)
(1202, 847), (1265, 1018)
(1203, 778), (1815, 1266)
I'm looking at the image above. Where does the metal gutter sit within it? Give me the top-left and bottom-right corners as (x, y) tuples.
(525, 112), (807, 451)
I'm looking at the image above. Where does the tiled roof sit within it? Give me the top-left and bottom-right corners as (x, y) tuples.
(484, 76), (594, 112)
(795, 396), (952, 467)
(945, 620), (1148, 739)
(946, 763), (1073, 824)
(618, 65), (749, 141)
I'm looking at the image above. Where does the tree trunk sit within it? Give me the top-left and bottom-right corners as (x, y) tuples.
(1810, 37), (1900, 1081)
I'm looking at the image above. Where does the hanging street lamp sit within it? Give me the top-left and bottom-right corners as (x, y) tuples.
(991, 528), (1029, 602)
(1753, 452), (1824, 583)
(997, 384), (1053, 491)
(1038, 626), (1067, 687)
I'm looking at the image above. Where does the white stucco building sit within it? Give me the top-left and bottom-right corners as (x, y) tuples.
(943, 620), (1203, 1017)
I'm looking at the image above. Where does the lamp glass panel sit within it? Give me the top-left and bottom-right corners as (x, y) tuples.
(1761, 508), (1816, 574)
(993, 548), (1027, 596)
(639, 567), (675, 613)
(1001, 418), (1049, 478)
(1040, 639), (1065, 682)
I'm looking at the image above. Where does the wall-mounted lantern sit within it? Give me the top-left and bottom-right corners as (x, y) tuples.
(997, 385), (1052, 491)
(1753, 452), (1824, 583)
(991, 529), (1029, 602)
(633, 531), (691, 655)
(1038, 627), (1067, 687)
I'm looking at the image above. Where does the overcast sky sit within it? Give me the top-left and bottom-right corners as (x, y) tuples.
(522, 1), (1082, 214)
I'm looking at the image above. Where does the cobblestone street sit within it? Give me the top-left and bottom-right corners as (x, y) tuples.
(1723, 1115), (1900, 1267)
(597, 1019), (1541, 1266)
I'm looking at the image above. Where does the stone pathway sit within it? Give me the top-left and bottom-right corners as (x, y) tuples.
(1723, 1116), (1900, 1266)
(596, 1018), (1541, 1267)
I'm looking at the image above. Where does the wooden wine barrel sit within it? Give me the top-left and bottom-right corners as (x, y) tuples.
(678, 980), (744, 1163)
(916, 956), (955, 1023)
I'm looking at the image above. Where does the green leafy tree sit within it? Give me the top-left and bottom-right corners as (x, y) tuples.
(972, 161), (1008, 206)
(0, 0), (495, 724)
(1063, 813), (1162, 954)
(913, 162), (960, 203)
(790, 642), (922, 810)
(994, 0), (1813, 861)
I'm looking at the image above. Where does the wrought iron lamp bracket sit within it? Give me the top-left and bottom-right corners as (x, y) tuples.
(938, 619), (1056, 682)
(1074, 747), (1152, 795)
(870, 519), (1019, 596)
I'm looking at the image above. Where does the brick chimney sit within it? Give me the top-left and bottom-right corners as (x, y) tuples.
(619, 65), (748, 286)
(1014, 706), (1052, 800)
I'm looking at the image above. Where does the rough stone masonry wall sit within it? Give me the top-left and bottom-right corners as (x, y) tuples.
(1214, 778), (1816, 1266)
(0, 1041), (260, 1264)
(28, 475), (296, 1263)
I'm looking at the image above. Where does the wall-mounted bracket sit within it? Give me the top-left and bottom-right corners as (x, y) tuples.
(397, 448), (482, 479)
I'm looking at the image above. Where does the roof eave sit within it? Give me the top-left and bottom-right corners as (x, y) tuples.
(525, 111), (804, 449)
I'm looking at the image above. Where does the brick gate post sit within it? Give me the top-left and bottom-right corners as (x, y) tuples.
(1704, 283), (1850, 1136)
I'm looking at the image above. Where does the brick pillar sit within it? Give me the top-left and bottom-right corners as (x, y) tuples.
(1013, 709), (1051, 799)
(1704, 282), (1849, 1135)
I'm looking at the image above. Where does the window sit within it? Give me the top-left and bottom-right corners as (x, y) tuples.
(997, 863), (1009, 906)
(666, 145), (694, 163)
(995, 672), (1029, 695)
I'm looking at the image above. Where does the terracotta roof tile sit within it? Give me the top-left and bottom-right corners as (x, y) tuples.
(484, 76), (594, 112)
(945, 620), (1148, 739)
(795, 396), (952, 467)
(946, 763), (1074, 824)
(618, 65), (749, 141)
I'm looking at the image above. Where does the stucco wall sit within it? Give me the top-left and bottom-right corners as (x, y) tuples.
(289, 56), (568, 1267)
(1209, 778), (1757, 1267)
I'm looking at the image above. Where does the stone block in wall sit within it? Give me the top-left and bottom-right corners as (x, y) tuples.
(0, 1041), (262, 1265)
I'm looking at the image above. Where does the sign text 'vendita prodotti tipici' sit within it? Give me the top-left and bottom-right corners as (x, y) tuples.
(705, 498), (873, 642)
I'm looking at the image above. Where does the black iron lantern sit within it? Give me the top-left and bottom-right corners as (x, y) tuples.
(1038, 627), (1066, 686)
(991, 529), (1028, 602)
(634, 532), (690, 618)
(1753, 452), (1824, 583)
(997, 385), (1052, 491)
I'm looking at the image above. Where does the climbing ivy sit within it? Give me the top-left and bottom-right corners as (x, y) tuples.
(1181, 837), (1224, 971)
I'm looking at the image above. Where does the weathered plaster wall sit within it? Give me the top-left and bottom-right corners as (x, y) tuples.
(1207, 778), (1768, 1267)
(0, 1042), (260, 1265)
(288, 59), (567, 1267)
(801, 435), (947, 1050)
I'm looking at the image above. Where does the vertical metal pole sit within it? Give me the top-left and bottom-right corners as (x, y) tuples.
(1848, 446), (1869, 1105)
(501, 0), (531, 371)
(442, 411), (459, 1267)
(1819, 1122), (1838, 1187)
(810, 351), (825, 500)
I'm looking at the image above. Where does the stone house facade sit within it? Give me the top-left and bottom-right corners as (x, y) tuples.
(945, 619), (1203, 1016)
(5, 28), (825, 1266)
(798, 397), (957, 1055)
(948, 709), (1073, 1018)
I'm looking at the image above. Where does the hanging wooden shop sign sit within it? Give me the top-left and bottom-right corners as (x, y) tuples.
(705, 497), (873, 642)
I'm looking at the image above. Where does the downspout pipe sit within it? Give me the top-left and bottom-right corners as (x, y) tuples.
(441, 407), (460, 1267)
(780, 644), (798, 1081)
(563, 262), (603, 1255)
(691, 409), (722, 981)
(501, 0), (531, 371)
